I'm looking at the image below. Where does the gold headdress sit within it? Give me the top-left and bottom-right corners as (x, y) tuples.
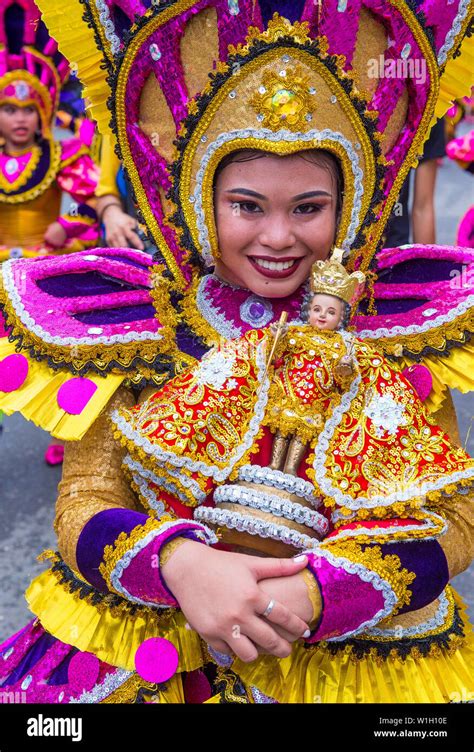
(35, 1), (473, 282)
(310, 248), (365, 306)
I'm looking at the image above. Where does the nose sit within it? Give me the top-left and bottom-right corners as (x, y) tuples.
(258, 213), (296, 252)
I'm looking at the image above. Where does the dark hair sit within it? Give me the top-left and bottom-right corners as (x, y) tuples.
(213, 147), (344, 230)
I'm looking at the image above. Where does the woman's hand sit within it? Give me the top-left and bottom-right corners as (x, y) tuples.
(44, 221), (67, 249)
(257, 570), (318, 649)
(102, 204), (144, 249)
(161, 541), (311, 663)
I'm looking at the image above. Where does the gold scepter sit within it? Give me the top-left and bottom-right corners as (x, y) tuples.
(256, 311), (288, 400)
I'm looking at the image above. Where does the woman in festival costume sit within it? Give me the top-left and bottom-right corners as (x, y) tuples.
(0, 0), (99, 263)
(0, 1), (473, 704)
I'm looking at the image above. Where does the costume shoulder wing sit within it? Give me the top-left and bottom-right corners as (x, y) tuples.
(353, 244), (474, 411)
(0, 249), (177, 440)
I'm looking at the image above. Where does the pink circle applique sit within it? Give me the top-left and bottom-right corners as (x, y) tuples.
(57, 378), (97, 415)
(134, 638), (179, 684)
(67, 652), (100, 692)
(0, 353), (29, 392)
(402, 365), (433, 403)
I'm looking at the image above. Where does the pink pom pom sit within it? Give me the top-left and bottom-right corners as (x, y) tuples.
(57, 377), (97, 415)
(0, 353), (29, 392)
(67, 652), (100, 692)
(402, 365), (433, 402)
(134, 638), (179, 684)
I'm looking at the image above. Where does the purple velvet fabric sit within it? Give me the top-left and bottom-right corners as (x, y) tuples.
(76, 508), (149, 591)
(74, 303), (156, 325)
(383, 539), (449, 614)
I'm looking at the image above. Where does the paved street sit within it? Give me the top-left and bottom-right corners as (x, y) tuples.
(0, 131), (473, 640)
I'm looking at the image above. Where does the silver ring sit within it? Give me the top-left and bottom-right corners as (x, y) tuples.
(262, 599), (275, 617)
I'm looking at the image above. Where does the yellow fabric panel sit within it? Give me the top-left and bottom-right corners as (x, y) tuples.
(97, 134), (121, 198)
(233, 593), (474, 703)
(0, 338), (125, 440)
(26, 568), (206, 673)
(433, 27), (474, 126)
(397, 341), (474, 415)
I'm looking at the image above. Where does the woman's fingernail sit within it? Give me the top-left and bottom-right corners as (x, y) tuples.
(293, 555), (307, 563)
(303, 629), (311, 638)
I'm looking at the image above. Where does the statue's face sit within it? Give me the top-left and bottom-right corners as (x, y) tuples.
(213, 153), (338, 299)
(308, 293), (344, 330)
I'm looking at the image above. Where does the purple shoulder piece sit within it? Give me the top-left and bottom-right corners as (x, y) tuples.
(0, 248), (167, 376)
(353, 244), (474, 358)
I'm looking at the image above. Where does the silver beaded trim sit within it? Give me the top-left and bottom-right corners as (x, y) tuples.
(94, 0), (121, 55)
(303, 544), (398, 640)
(123, 454), (207, 508)
(214, 485), (329, 536)
(70, 669), (132, 704)
(1, 260), (162, 347)
(437, 0), (471, 64)
(192, 128), (364, 265)
(356, 293), (474, 340)
(112, 338), (270, 483)
(196, 275), (243, 339)
(194, 506), (321, 550)
(237, 464), (320, 506)
(109, 519), (218, 608)
(363, 589), (450, 638)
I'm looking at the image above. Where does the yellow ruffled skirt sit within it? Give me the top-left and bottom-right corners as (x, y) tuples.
(25, 568), (474, 704)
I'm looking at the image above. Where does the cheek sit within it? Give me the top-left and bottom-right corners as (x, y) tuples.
(216, 205), (252, 258)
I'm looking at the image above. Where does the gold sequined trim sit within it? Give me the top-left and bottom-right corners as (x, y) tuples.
(114, 0), (200, 288)
(99, 515), (175, 596)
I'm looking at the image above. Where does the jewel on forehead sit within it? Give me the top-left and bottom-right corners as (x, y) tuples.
(14, 81), (30, 100)
(337, 0), (348, 10)
(250, 66), (317, 132)
(228, 0), (240, 15)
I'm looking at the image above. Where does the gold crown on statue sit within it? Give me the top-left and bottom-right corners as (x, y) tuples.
(310, 248), (366, 306)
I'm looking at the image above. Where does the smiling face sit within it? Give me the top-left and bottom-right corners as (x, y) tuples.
(213, 151), (340, 298)
(0, 103), (39, 150)
(308, 293), (344, 330)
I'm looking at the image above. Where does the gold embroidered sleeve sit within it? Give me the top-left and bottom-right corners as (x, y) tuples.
(55, 385), (140, 572)
(438, 492), (474, 579)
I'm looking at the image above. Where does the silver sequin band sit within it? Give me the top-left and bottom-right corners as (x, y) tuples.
(194, 506), (321, 550)
(213, 485), (328, 536)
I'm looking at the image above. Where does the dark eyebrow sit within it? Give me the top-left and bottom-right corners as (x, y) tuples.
(225, 188), (267, 200)
(292, 190), (332, 200)
(225, 188), (332, 201)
